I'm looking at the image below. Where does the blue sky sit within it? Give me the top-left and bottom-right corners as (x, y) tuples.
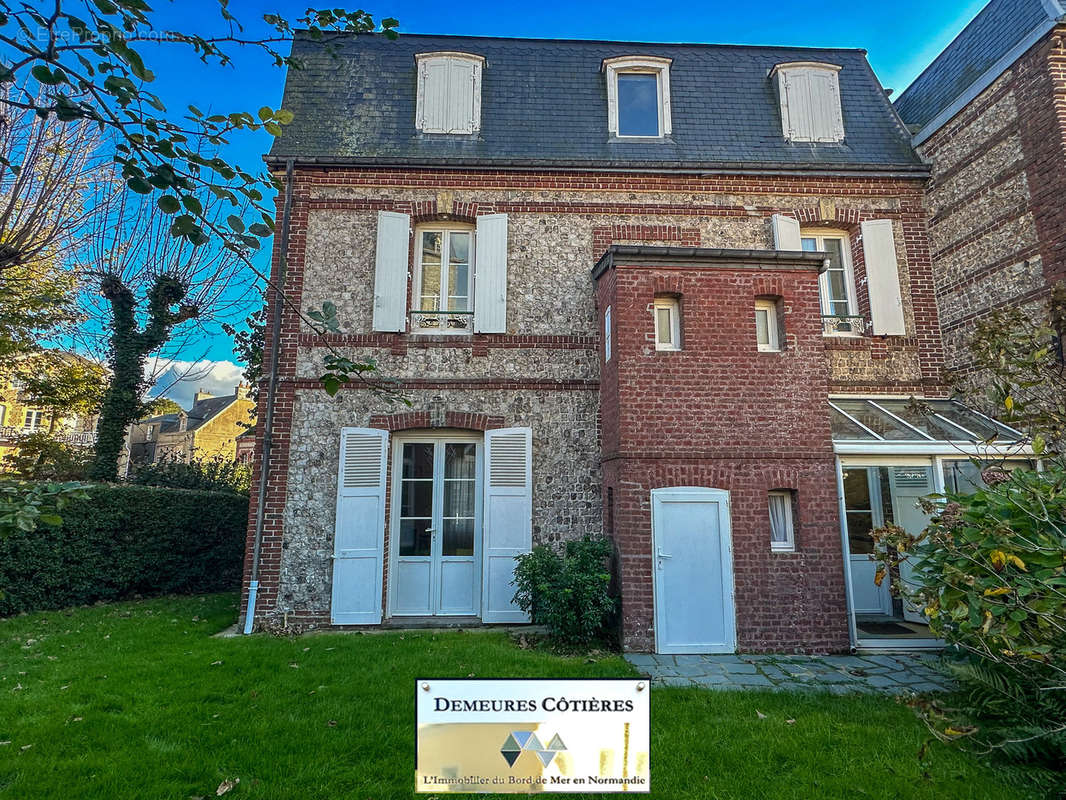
(126, 0), (986, 402)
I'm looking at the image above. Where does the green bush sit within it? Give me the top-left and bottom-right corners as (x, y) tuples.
(129, 454), (251, 494)
(513, 536), (616, 647)
(0, 483), (248, 616)
(872, 464), (1066, 792)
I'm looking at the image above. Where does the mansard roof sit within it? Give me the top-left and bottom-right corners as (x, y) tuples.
(267, 33), (923, 174)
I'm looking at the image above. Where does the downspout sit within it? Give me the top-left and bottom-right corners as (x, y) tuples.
(244, 157), (295, 635)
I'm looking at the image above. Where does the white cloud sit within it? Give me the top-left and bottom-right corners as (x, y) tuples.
(147, 359), (246, 409)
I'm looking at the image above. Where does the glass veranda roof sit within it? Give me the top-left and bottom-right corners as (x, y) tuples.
(829, 399), (1024, 443)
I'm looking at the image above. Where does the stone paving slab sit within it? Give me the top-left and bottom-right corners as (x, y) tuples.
(625, 652), (952, 694)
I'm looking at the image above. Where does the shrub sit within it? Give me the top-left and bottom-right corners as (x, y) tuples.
(513, 536), (616, 647)
(1, 433), (93, 480)
(871, 464), (1066, 792)
(0, 483), (248, 615)
(129, 453), (251, 494)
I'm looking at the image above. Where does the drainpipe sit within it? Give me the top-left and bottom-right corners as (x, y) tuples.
(244, 157), (295, 635)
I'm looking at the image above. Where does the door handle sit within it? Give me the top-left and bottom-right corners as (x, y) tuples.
(656, 549), (672, 559)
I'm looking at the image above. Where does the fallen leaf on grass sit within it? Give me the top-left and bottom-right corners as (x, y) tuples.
(755, 710), (767, 720)
(210, 661), (222, 666)
(71, 717), (83, 723)
(216, 778), (239, 795)
(0, 741), (10, 746)
(289, 663), (299, 669)
(302, 647), (310, 652)
(786, 719), (796, 725)
(326, 720), (338, 728)
(20, 744), (32, 751)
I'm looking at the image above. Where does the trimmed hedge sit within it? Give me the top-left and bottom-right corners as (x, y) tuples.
(0, 484), (248, 616)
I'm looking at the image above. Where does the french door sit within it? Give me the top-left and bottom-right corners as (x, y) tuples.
(390, 437), (481, 616)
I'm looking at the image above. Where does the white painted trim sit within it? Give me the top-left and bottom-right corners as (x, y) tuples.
(768, 490), (796, 552)
(835, 457), (859, 650)
(835, 441), (1036, 456)
(652, 296), (681, 351)
(412, 226), (475, 335)
(754, 298), (781, 352)
(652, 487), (736, 654)
(602, 55), (673, 138)
(867, 400), (935, 441)
(801, 230), (859, 323)
(909, 19), (1057, 146)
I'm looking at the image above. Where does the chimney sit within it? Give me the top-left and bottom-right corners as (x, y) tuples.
(235, 382), (250, 399)
(177, 411), (189, 433)
(192, 388), (214, 404)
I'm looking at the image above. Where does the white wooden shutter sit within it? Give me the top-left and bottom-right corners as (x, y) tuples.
(771, 214), (802, 250)
(482, 426), (532, 623)
(809, 69), (844, 142)
(446, 58), (476, 134)
(331, 427), (388, 624)
(372, 211), (409, 332)
(861, 219), (906, 336)
(420, 59), (448, 131)
(474, 213), (508, 333)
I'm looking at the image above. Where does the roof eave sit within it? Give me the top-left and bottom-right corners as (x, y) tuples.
(592, 245), (828, 280)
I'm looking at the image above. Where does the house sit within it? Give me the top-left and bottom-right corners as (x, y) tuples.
(0, 351), (101, 464)
(894, 0), (1066, 376)
(240, 33), (1032, 653)
(127, 385), (255, 466)
(235, 426), (256, 464)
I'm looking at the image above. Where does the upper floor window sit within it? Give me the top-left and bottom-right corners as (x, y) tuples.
(802, 231), (860, 335)
(23, 409), (43, 430)
(770, 62), (844, 143)
(653, 296), (681, 351)
(415, 52), (484, 135)
(0, 404), (5, 426)
(413, 226), (474, 334)
(755, 298), (782, 352)
(603, 56), (672, 138)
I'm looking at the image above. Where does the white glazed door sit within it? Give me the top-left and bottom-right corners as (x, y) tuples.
(392, 440), (480, 616)
(888, 466), (935, 624)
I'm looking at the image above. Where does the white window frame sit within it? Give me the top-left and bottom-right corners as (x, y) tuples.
(754, 298), (781, 352)
(412, 224), (476, 335)
(0, 404), (5, 426)
(770, 61), (844, 143)
(604, 306), (613, 362)
(652, 297), (681, 351)
(23, 409), (43, 430)
(802, 229), (859, 334)
(768, 490), (796, 552)
(414, 51), (485, 135)
(602, 56), (672, 139)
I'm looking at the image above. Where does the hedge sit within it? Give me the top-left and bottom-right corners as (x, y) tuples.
(0, 484), (248, 616)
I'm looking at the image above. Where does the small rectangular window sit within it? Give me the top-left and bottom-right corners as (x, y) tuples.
(604, 305), (612, 362)
(769, 491), (796, 552)
(653, 297), (680, 351)
(755, 299), (781, 351)
(23, 409), (43, 430)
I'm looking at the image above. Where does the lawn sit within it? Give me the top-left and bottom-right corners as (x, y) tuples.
(0, 594), (1029, 799)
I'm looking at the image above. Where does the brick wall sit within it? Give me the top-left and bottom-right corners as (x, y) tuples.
(917, 25), (1066, 377)
(595, 254), (849, 652)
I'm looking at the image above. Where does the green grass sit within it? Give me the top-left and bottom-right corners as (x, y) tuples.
(0, 594), (1029, 799)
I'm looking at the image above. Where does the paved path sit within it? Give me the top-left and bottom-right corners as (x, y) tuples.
(625, 652), (951, 694)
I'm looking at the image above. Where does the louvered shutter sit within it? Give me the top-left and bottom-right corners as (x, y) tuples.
(771, 214), (802, 250)
(808, 69), (844, 142)
(330, 427), (388, 624)
(861, 219), (906, 336)
(482, 427), (532, 623)
(474, 213), (508, 333)
(372, 211), (410, 332)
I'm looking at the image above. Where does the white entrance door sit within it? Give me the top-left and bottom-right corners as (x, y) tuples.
(391, 438), (481, 616)
(888, 466), (934, 623)
(842, 467), (894, 615)
(651, 487), (736, 654)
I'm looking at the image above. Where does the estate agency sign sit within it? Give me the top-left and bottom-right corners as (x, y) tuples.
(416, 679), (650, 793)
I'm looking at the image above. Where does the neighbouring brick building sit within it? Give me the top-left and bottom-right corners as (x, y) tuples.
(894, 0), (1066, 376)
(241, 33), (1031, 653)
(127, 385), (255, 466)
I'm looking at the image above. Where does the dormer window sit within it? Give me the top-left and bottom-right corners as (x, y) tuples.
(603, 56), (672, 138)
(415, 52), (484, 134)
(770, 62), (844, 143)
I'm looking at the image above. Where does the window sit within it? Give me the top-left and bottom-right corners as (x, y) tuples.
(23, 409), (43, 430)
(770, 61), (844, 143)
(604, 306), (612, 362)
(653, 297), (680, 351)
(0, 404), (5, 426)
(754, 298), (781, 351)
(801, 231), (859, 334)
(768, 491), (796, 552)
(145, 424), (154, 441)
(415, 52), (484, 134)
(603, 56), (672, 138)
(412, 227), (474, 333)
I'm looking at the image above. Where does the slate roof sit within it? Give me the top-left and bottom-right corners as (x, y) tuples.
(145, 394), (237, 434)
(267, 33), (923, 172)
(894, 0), (1060, 134)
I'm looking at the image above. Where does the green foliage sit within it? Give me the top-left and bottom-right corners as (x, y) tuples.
(11, 350), (108, 420)
(513, 536), (617, 647)
(870, 464), (1066, 787)
(130, 454), (250, 495)
(0, 479), (89, 537)
(1, 432), (93, 480)
(0, 248), (77, 368)
(144, 396), (183, 416)
(221, 304), (264, 407)
(0, 484), (247, 615)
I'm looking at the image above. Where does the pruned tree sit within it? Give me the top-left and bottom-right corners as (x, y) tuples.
(78, 190), (251, 481)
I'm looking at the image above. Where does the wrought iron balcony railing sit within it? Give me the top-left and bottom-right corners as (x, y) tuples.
(821, 315), (866, 336)
(409, 309), (474, 333)
(0, 426), (96, 446)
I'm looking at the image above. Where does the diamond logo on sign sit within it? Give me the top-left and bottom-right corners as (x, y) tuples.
(500, 731), (568, 768)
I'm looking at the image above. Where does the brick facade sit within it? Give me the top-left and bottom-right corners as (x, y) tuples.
(241, 166), (945, 651)
(917, 25), (1066, 376)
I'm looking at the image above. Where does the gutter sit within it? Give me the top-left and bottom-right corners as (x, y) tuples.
(244, 157), (295, 635)
(263, 154), (930, 179)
